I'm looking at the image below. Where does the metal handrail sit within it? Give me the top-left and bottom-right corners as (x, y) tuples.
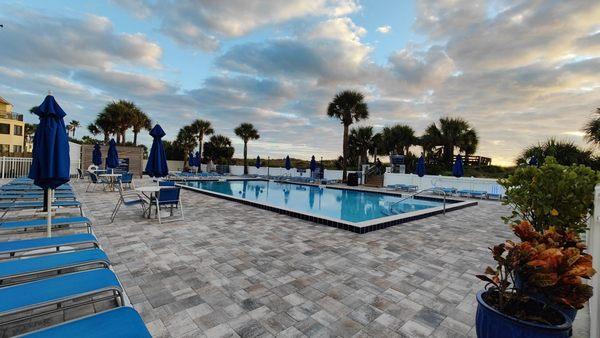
(388, 187), (447, 215)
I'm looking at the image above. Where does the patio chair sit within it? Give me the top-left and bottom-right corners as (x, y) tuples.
(149, 186), (184, 224)
(21, 306), (151, 338)
(76, 168), (84, 180)
(0, 269), (124, 326)
(110, 182), (148, 223)
(86, 172), (107, 192)
(119, 172), (135, 190)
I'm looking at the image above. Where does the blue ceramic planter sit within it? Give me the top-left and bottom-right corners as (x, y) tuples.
(514, 274), (578, 321)
(476, 290), (572, 338)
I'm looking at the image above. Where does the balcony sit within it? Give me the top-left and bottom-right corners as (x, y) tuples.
(0, 113), (24, 121)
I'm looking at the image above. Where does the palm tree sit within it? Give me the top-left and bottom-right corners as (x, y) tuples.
(421, 117), (478, 164)
(92, 112), (115, 143)
(326, 90), (369, 181)
(234, 123), (260, 175)
(175, 125), (198, 168)
(23, 123), (36, 151)
(87, 123), (100, 137)
(517, 138), (593, 167)
(190, 119), (214, 158)
(583, 108), (600, 146)
(379, 124), (417, 155)
(130, 110), (152, 145)
(100, 100), (143, 144)
(203, 135), (235, 164)
(68, 120), (80, 138)
(348, 126), (374, 166)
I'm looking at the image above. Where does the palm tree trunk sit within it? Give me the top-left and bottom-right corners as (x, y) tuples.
(198, 134), (204, 172)
(243, 141), (248, 175)
(104, 132), (109, 143)
(342, 124), (349, 181)
(121, 131), (126, 144)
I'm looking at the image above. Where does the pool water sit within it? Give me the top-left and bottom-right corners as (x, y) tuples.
(183, 180), (444, 223)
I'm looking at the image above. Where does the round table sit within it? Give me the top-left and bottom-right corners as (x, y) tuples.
(99, 173), (122, 191)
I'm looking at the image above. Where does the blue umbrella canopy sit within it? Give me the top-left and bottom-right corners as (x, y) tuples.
(285, 155), (291, 170)
(106, 139), (119, 169)
(452, 155), (464, 178)
(28, 95), (70, 189)
(528, 155), (538, 166)
(416, 155), (426, 177)
(188, 152), (195, 167)
(92, 144), (102, 166)
(256, 156), (261, 169)
(310, 155), (317, 172)
(195, 151), (201, 167)
(145, 124), (169, 177)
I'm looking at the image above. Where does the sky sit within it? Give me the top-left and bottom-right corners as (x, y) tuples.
(0, 0), (599, 166)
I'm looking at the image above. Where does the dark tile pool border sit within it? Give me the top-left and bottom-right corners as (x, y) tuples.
(177, 181), (477, 234)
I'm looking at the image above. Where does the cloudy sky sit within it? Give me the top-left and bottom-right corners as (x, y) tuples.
(1, 0), (599, 165)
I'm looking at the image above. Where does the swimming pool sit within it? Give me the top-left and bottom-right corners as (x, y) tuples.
(179, 179), (477, 233)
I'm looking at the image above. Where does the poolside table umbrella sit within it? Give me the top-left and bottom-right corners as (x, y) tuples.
(285, 155), (291, 171)
(92, 143), (102, 166)
(188, 152), (195, 168)
(452, 155), (464, 178)
(416, 155), (425, 177)
(529, 155), (538, 166)
(106, 139), (119, 170)
(256, 156), (261, 169)
(195, 152), (201, 168)
(28, 94), (70, 237)
(145, 124), (169, 178)
(310, 155), (317, 177)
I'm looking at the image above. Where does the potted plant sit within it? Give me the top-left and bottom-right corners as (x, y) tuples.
(476, 221), (596, 338)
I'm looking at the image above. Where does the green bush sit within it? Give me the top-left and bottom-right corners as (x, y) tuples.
(500, 157), (599, 233)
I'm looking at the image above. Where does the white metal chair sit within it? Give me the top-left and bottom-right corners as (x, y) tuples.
(110, 182), (148, 223)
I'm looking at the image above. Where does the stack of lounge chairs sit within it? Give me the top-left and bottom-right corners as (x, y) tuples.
(386, 184), (418, 192)
(0, 177), (151, 337)
(167, 171), (223, 181)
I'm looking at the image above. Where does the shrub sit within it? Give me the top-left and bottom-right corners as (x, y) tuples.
(499, 157), (599, 233)
(477, 221), (595, 323)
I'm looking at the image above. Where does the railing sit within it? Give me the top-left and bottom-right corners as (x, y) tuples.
(388, 187), (447, 215)
(0, 157), (32, 179)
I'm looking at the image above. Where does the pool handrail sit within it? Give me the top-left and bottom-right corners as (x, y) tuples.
(388, 187), (447, 215)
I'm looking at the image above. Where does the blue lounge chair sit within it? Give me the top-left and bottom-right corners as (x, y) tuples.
(432, 187), (456, 195)
(457, 190), (487, 198)
(0, 185), (72, 191)
(0, 269), (124, 325)
(0, 248), (110, 285)
(487, 185), (504, 200)
(0, 192), (76, 200)
(0, 233), (98, 258)
(20, 307), (151, 338)
(0, 216), (92, 233)
(0, 200), (82, 218)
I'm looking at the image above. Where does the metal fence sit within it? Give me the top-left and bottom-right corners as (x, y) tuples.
(0, 157), (82, 179)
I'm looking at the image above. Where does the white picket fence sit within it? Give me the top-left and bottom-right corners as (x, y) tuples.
(0, 156), (81, 179)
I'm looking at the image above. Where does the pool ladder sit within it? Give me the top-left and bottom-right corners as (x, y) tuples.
(388, 187), (448, 215)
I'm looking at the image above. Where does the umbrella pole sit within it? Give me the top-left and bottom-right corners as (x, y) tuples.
(47, 189), (53, 237)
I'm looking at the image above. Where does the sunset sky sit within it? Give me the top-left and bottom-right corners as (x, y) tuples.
(1, 0), (599, 165)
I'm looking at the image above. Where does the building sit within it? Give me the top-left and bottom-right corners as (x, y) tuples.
(0, 96), (25, 154)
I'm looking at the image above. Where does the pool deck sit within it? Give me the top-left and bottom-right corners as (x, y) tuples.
(1, 179), (589, 337)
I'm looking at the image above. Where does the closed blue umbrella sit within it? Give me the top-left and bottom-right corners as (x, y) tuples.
(106, 139), (119, 169)
(452, 155), (464, 178)
(28, 94), (70, 237)
(310, 155), (317, 172)
(528, 155), (538, 166)
(92, 144), (102, 166)
(195, 152), (201, 168)
(188, 152), (195, 168)
(416, 155), (425, 177)
(145, 124), (169, 177)
(285, 155), (291, 170)
(256, 156), (261, 169)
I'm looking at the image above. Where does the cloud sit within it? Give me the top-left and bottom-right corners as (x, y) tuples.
(114, 0), (361, 51)
(0, 8), (162, 70)
(376, 25), (391, 34)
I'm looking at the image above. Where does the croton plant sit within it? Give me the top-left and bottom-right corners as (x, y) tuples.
(478, 221), (596, 313)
